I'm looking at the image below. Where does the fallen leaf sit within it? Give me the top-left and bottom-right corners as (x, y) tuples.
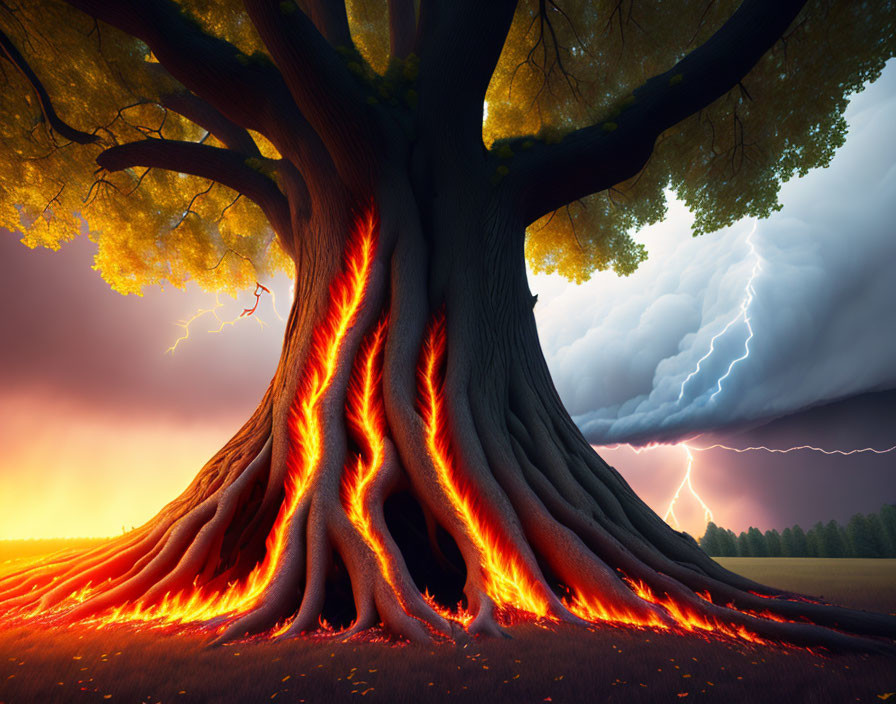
(877, 695), (894, 701)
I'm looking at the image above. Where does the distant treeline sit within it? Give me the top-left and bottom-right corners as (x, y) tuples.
(699, 504), (896, 558)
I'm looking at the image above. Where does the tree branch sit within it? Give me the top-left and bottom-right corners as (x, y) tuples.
(97, 139), (292, 240)
(162, 92), (261, 157)
(505, 0), (808, 225)
(0, 26), (98, 145)
(63, 0), (340, 195)
(243, 0), (375, 188)
(302, 0), (352, 46)
(416, 0), (517, 160)
(388, 0), (417, 59)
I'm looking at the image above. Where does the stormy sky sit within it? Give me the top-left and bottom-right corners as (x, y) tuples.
(531, 62), (896, 535)
(1, 64), (894, 540)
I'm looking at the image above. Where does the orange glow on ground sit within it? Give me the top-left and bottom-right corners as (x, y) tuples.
(416, 314), (792, 644)
(562, 590), (669, 630)
(419, 314), (550, 618)
(18, 210), (379, 629)
(625, 578), (773, 645)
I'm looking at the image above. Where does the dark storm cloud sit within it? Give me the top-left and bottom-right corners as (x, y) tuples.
(0, 234), (289, 422)
(532, 64), (896, 446)
(685, 389), (896, 530)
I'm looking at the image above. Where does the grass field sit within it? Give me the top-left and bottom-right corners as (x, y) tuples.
(1, 542), (894, 704)
(716, 557), (896, 614)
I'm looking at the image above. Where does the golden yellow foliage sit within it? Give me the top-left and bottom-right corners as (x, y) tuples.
(1, 0), (893, 292)
(0, 0), (284, 296)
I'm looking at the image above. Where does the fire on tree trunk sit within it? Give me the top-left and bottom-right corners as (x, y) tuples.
(1, 197), (894, 654)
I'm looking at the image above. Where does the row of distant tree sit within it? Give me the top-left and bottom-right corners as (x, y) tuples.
(698, 504), (896, 558)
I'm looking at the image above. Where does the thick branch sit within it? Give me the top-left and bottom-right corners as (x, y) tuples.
(97, 139), (292, 240)
(0, 27), (98, 145)
(302, 0), (352, 46)
(64, 0), (342, 200)
(388, 0), (417, 59)
(506, 0), (808, 224)
(243, 0), (375, 188)
(162, 92), (261, 157)
(416, 0), (517, 160)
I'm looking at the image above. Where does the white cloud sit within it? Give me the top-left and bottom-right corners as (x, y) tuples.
(531, 64), (896, 445)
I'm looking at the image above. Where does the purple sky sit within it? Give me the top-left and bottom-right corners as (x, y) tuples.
(1, 65), (894, 539)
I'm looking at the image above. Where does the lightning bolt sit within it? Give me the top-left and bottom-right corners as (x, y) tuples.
(166, 281), (279, 354)
(677, 220), (760, 404)
(600, 440), (896, 535)
(662, 443), (714, 529)
(692, 443), (896, 456)
(602, 221), (894, 536)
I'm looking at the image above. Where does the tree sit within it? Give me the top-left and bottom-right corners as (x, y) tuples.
(0, 0), (893, 651)
(877, 504), (896, 557)
(847, 514), (879, 558)
(736, 531), (751, 558)
(721, 529), (739, 558)
(764, 530), (782, 558)
(880, 505), (896, 551)
(867, 514), (895, 558)
(747, 527), (768, 557)
(780, 527), (795, 558)
(700, 522), (723, 556)
(791, 525), (810, 557)
(821, 520), (847, 559)
(806, 525), (820, 558)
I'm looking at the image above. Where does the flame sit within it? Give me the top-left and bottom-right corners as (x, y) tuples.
(422, 588), (474, 627)
(562, 590), (669, 630)
(418, 313), (550, 618)
(30, 210), (379, 629)
(3, 222), (813, 647)
(340, 318), (400, 594)
(623, 577), (773, 645)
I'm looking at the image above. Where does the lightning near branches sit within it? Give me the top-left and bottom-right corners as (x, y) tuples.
(165, 281), (284, 353)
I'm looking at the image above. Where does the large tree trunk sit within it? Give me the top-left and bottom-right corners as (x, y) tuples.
(1, 165), (894, 653)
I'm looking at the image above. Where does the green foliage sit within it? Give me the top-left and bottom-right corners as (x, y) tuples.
(485, 0), (896, 282)
(700, 505), (896, 558)
(1, 0), (893, 297)
(698, 521), (722, 555)
(764, 529), (782, 557)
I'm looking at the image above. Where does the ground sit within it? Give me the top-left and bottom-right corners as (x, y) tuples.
(1, 543), (894, 703)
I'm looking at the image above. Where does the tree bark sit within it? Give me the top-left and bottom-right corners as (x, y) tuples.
(2, 167), (894, 654)
(1, 0), (892, 653)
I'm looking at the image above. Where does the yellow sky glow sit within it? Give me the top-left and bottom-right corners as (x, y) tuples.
(0, 392), (239, 540)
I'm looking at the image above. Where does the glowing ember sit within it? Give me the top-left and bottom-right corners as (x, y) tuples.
(1, 217), (809, 648)
(11, 210), (378, 629)
(624, 578), (772, 645)
(340, 318), (400, 593)
(418, 313), (551, 618)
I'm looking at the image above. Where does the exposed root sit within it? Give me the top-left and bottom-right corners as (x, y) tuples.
(2, 208), (893, 655)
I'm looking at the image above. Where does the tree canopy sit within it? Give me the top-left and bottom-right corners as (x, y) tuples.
(1, 0), (893, 294)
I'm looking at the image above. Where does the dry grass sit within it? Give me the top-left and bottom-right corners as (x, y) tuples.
(0, 546), (894, 704)
(717, 557), (896, 614)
